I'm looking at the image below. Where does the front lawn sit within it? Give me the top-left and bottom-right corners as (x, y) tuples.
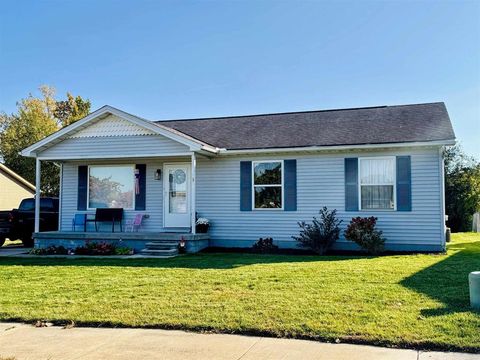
(0, 233), (479, 352)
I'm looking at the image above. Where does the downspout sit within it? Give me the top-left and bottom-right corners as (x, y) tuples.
(439, 146), (447, 250)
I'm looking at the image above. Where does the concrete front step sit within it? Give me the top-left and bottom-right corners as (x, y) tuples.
(145, 241), (179, 248)
(144, 245), (178, 251)
(140, 248), (179, 257)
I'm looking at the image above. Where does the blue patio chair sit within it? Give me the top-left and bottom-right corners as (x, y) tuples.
(72, 213), (87, 231)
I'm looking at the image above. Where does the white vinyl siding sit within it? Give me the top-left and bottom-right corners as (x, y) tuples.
(37, 135), (190, 159)
(69, 115), (156, 138)
(196, 147), (444, 251)
(57, 146), (444, 251)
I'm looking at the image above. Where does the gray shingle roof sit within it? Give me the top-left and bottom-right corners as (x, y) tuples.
(156, 102), (455, 150)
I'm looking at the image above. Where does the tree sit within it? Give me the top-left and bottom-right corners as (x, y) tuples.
(89, 175), (133, 209)
(444, 144), (480, 232)
(0, 86), (91, 196)
(54, 92), (91, 127)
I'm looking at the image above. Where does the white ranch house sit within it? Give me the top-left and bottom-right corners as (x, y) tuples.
(21, 102), (456, 255)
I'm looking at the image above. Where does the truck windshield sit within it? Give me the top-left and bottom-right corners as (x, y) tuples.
(19, 199), (56, 211)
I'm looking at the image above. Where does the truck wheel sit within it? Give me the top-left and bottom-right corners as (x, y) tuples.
(0, 237), (5, 247)
(22, 238), (34, 248)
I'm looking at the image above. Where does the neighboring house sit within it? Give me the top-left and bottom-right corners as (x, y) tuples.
(21, 102), (455, 253)
(0, 163), (35, 210)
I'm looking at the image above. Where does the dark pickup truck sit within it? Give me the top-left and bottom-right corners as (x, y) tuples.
(0, 197), (59, 247)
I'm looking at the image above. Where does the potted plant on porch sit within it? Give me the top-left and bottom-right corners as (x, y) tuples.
(195, 218), (210, 233)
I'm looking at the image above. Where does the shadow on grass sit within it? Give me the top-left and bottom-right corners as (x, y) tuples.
(0, 242), (454, 270)
(400, 237), (480, 317)
(0, 250), (380, 269)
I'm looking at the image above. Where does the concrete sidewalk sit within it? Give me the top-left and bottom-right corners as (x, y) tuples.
(0, 323), (476, 360)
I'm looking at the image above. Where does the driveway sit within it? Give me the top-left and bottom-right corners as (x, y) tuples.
(0, 323), (477, 360)
(0, 246), (30, 257)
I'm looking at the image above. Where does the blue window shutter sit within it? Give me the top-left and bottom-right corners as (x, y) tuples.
(396, 156), (412, 211)
(240, 161), (252, 211)
(135, 164), (147, 211)
(77, 166), (88, 210)
(284, 159), (297, 211)
(345, 158), (358, 211)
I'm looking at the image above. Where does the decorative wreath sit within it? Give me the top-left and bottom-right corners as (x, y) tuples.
(173, 169), (186, 184)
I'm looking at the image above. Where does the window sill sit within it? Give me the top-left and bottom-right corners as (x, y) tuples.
(359, 209), (396, 212)
(87, 208), (135, 211)
(253, 208), (284, 211)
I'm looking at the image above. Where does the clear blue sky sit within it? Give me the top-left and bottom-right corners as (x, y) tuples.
(1, 0), (479, 157)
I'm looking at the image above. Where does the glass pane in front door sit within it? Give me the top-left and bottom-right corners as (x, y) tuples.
(169, 168), (187, 214)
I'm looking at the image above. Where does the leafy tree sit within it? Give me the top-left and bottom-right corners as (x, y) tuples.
(0, 86), (91, 196)
(89, 176), (133, 208)
(444, 144), (480, 232)
(54, 92), (91, 127)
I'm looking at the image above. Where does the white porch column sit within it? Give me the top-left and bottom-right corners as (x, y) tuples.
(191, 152), (196, 234)
(34, 158), (41, 233)
(58, 163), (63, 231)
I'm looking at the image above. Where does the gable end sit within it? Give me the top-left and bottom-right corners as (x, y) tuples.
(69, 115), (156, 138)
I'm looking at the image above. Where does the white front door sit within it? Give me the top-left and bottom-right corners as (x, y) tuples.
(164, 164), (191, 228)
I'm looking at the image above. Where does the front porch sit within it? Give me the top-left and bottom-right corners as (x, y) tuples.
(32, 152), (207, 257)
(20, 106), (221, 257)
(34, 231), (210, 255)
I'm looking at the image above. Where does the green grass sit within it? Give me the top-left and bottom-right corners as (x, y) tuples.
(0, 233), (479, 352)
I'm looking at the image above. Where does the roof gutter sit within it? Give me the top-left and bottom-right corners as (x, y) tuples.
(218, 139), (456, 155)
(200, 145), (221, 154)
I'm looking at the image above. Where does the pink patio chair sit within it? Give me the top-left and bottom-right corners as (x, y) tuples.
(125, 214), (144, 232)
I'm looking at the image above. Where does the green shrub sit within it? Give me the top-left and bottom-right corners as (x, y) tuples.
(252, 237), (278, 254)
(293, 207), (342, 255)
(29, 245), (68, 255)
(344, 217), (385, 255)
(74, 241), (117, 255)
(115, 247), (133, 255)
(29, 248), (45, 255)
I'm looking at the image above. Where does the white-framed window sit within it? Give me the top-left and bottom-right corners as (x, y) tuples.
(252, 160), (283, 209)
(88, 165), (135, 210)
(359, 157), (396, 210)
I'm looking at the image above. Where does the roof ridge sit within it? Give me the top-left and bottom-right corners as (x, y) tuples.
(155, 102), (445, 123)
